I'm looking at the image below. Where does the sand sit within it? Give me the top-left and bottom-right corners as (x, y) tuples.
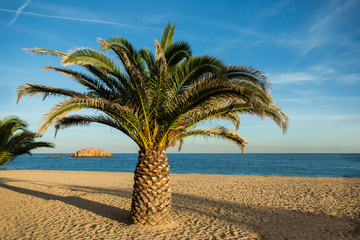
(0, 170), (359, 239)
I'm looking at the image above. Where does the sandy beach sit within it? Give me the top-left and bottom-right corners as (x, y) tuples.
(0, 170), (359, 239)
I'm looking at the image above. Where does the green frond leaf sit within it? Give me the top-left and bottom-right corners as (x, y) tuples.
(17, 83), (85, 103)
(166, 40), (192, 70)
(227, 65), (269, 91)
(0, 116), (54, 166)
(23, 48), (68, 58)
(62, 48), (121, 75)
(54, 114), (139, 144)
(178, 127), (248, 154)
(160, 21), (176, 51)
(264, 106), (289, 134)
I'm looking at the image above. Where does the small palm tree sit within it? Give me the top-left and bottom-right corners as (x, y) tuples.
(0, 116), (55, 166)
(17, 22), (288, 225)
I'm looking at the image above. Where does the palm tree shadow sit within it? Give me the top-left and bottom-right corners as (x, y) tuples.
(61, 181), (360, 237)
(1, 177), (359, 238)
(0, 178), (131, 224)
(171, 193), (360, 239)
(44, 183), (132, 199)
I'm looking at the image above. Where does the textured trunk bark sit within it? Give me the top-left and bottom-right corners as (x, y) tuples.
(130, 147), (171, 225)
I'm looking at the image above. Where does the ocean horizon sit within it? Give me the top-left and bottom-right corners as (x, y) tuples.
(1, 153), (359, 178)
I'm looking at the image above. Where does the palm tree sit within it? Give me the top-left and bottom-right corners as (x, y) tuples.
(0, 116), (55, 166)
(17, 22), (288, 225)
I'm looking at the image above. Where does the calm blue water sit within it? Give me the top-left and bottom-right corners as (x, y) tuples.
(1, 153), (359, 178)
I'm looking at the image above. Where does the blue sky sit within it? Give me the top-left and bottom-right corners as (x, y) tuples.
(0, 0), (359, 153)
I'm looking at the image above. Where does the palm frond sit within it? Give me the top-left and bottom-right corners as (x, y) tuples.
(227, 65), (269, 91)
(62, 48), (121, 75)
(177, 127), (248, 154)
(151, 40), (171, 115)
(85, 64), (137, 103)
(17, 83), (85, 103)
(98, 38), (146, 86)
(99, 36), (138, 64)
(54, 114), (140, 145)
(37, 99), (88, 136)
(160, 22), (176, 51)
(0, 116), (28, 138)
(139, 48), (156, 72)
(0, 151), (13, 166)
(164, 78), (269, 124)
(98, 37), (149, 84)
(0, 116), (54, 166)
(37, 97), (148, 147)
(11, 140), (54, 156)
(173, 55), (226, 92)
(264, 106), (289, 134)
(40, 66), (122, 99)
(5, 131), (36, 151)
(165, 40), (192, 70)
(24, 48), (68, 58)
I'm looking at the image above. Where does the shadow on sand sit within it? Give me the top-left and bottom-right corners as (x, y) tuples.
(0, 176), (359, 239)
(0, 177), (130, 224)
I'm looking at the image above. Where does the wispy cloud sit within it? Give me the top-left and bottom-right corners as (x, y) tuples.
(301, 0), (356, 54)
(277, 98), (303, 103)
(269, 67), (360, 85)
(309, 65), (335, 75)
(7, 0), (31, 27)
(0, 8), (162, 31)
(269, 72), (317, 84)
(291, 89), (317, 96)
(0, 65), (23, 72)
(257, 0), (294, 20)
(279, 93), (360, 105)
(143, 14), (172, 24)
(294, 114), (360, 121)
(341, 74), (360, 84)
(217, 0), (359, 56)
(284, 0), (359, 55)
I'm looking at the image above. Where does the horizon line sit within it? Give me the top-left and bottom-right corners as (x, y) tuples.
(32, 152), (360, 154)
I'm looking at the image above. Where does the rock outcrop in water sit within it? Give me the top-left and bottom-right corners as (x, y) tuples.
(70, 148), (113, 157)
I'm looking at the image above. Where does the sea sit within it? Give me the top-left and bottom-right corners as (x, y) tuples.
(1, 153), (359, 178)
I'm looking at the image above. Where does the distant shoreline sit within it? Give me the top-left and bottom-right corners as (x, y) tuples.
(32, 152), (360, 154)
(1, 169), (359, 179)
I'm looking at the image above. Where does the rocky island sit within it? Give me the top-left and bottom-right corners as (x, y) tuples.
(70, 148), (113, 157)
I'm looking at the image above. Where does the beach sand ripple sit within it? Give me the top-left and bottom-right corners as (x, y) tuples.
(0, 170), (359, 239)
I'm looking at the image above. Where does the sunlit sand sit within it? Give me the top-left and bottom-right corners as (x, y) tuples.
(0, 170), (359, 239)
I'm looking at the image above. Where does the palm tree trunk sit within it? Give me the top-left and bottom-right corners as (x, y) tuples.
(130, 147), (171, 225)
